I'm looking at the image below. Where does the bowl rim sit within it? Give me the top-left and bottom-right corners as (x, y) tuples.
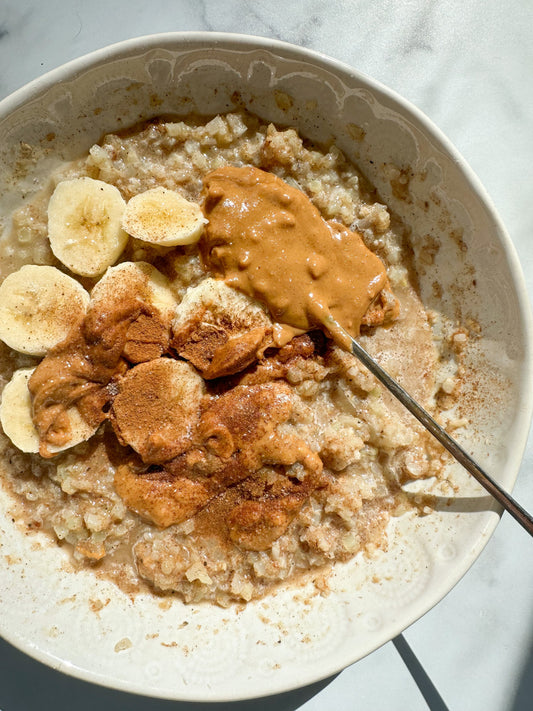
(1, 30), (532, 700)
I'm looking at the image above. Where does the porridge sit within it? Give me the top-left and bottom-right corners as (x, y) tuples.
(0, 111), (459, 605)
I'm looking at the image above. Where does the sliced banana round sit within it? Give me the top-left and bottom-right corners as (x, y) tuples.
(0, 369), (40, 453)
(171, 278), (273, 379)
(0, 264), (90, 356)
(90, 261), (176, 323)
(45, 407), (97, 457)
(173, 277), (272, 335)
(0, 368), (96, 455)
(48, 176), (129, 278)
(110, 358), (205, 464)
(122, 186), (207, 246)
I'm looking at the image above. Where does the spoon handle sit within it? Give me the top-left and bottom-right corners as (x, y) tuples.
(346, 331), (533, 537)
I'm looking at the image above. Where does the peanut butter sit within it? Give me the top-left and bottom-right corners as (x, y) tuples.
(200, 166), (398, 345)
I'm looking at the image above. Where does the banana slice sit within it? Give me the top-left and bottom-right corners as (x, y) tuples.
(171, 278), (272, 378)
(173, 277), (272, 334)
(122, 186), (207, 246)
(48, 177), (129, 277)
(110, 358), (205, 464)
(0, 264), (90, 356)
(90, 261), (177, 363)
(43, 406), (98, 457)
(0, 368), (96, 455)
(90, 261), (176, 323)
(0, 369), (40, 453)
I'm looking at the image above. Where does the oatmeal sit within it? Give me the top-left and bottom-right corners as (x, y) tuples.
(0, 112), (454, 605)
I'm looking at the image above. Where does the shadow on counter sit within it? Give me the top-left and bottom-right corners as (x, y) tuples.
(511, 629), (533, 711)
(0, 635), (336, 711)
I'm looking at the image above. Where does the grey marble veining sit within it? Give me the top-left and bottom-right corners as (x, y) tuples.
(0, 1), (532, 710)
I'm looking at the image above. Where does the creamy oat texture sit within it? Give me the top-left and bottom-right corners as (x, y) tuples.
(0, 112), (456, 605)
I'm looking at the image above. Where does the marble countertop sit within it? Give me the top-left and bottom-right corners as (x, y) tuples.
(0, 1), (532, 710)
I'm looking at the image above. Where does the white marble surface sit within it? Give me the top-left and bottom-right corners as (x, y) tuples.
(0, 1), (532, 710)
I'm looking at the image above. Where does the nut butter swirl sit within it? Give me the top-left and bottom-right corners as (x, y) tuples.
(200, 166), (398, 346)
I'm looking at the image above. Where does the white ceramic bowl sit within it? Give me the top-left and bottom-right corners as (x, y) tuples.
(0, 33), (531, 702)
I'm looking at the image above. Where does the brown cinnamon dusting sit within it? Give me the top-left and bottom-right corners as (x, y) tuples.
(123, 312), (170, 363)
(172, 318), (270, 380)
(238, 333), (326, 386)
(172, 320), (228, 372)
(110, 358), (204, 464)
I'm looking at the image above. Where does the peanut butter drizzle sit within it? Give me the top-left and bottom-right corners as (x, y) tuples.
(201, 166), (397, 345)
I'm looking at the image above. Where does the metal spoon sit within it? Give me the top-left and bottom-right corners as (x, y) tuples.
(325, 315), (533, 537)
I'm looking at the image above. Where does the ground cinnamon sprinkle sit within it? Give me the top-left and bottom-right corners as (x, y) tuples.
(110, 357), (205, 464)
(123, 311), (170, 363)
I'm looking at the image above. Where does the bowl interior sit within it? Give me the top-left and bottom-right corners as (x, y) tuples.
(0, 33), (531, 701)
